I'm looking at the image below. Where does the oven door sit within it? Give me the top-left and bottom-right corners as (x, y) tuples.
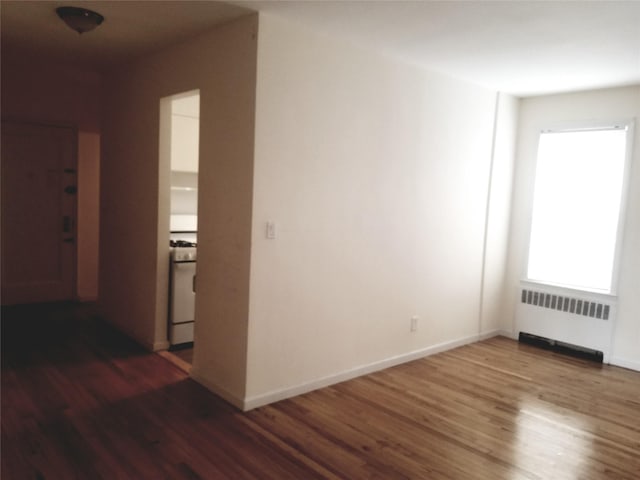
(170, 259), (196, 345)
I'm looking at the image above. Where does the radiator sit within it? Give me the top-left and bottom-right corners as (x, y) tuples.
(515, 283), (616, 363)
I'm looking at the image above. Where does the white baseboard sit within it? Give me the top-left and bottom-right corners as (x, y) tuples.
(101, 316), (168, 353)
(495, 329), (517, 340)
(122, 328), (168, 353)
(190, 367), (246, 410)
(479, 329), (511, 340)
(610, 356), (640, 372)
(243, 332), (495, 411)
(152, 340), (170, 351)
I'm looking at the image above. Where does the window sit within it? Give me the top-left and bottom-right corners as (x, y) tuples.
(526, 123), (633, 293)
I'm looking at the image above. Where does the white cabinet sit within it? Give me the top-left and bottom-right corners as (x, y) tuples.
(169, 92), (199, 232)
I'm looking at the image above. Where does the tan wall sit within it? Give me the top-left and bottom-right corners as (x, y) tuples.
(100, 15), (258, 401)
(246, 14), (517, 408)
(1, 54), (101, 301)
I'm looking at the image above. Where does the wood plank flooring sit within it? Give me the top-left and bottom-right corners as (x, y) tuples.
(2, 302), (639, 479)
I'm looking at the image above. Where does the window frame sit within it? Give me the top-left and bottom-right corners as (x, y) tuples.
(524, 119), (635, 295)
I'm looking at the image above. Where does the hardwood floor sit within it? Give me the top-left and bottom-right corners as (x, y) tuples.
(2, 303), (639, 479)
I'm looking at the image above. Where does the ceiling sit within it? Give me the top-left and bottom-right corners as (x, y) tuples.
(0, 1), (252, 70)
(2, 1), (639, 97)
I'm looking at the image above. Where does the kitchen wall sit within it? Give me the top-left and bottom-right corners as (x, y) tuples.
(169, 92), (200, 231)
(245, 14), (518, 408)
(1, 53), (101, 301)
(100, 13), (258, 407)
(504, 85), (640, 371)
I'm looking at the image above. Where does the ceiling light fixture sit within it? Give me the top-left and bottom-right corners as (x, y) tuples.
(56, 6), (104, 34)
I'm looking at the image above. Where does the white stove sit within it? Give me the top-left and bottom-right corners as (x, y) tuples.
(169, 237), (197, 347)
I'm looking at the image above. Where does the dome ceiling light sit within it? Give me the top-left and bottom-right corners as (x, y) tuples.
(56, 6), (104, 34)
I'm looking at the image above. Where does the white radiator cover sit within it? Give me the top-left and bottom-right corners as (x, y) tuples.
(515, 281), (617, 363)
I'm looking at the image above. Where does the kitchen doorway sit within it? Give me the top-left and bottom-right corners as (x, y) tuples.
(161, 90), (200, 369)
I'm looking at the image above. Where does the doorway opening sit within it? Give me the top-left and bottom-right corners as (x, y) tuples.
(159, 90), (200, 371)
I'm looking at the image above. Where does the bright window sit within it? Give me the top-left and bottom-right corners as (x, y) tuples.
(527, 124), (631, 293)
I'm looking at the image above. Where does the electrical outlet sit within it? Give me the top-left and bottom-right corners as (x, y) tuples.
(410, 316), (418, 332)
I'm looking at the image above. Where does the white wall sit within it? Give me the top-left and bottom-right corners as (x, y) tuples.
(246, 14), (517, 408)
(481, 94), (519, 335)
(504, 85), (640, 371)
(99, 11), (522, 410)
(1, 54), (101, 302)
(100, 15), (258, 404)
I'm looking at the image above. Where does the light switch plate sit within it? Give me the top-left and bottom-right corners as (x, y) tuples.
(266, 221), (276, 239)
